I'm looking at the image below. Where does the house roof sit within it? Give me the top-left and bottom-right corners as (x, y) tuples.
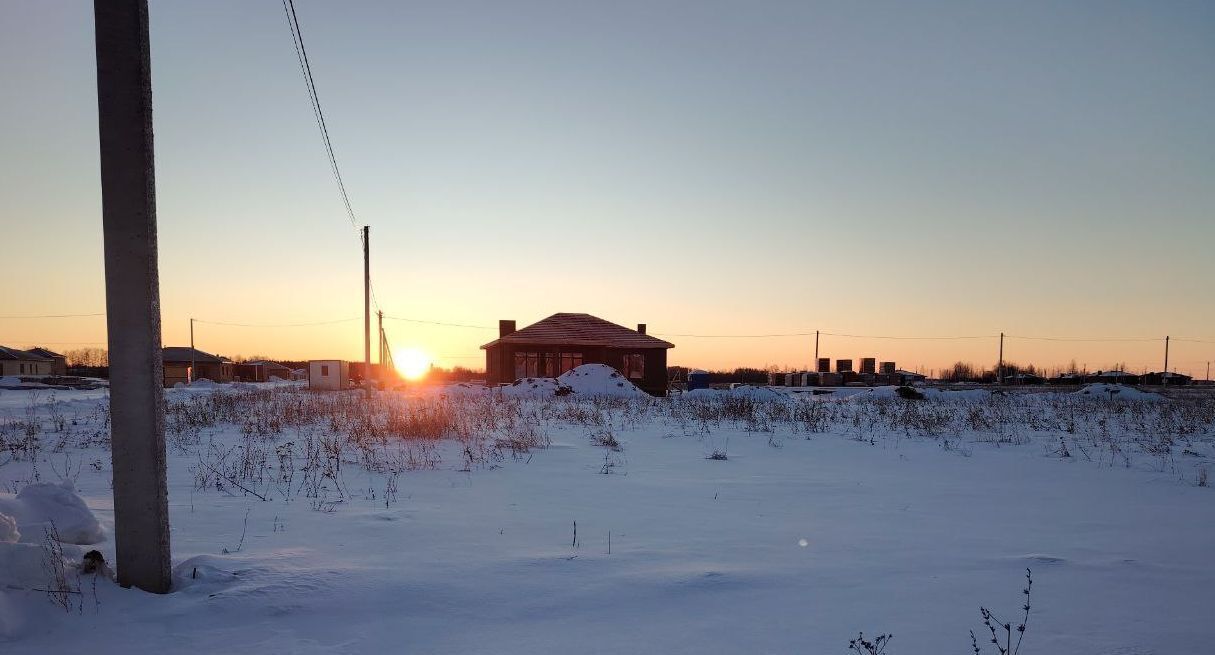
(0, 346), (52, 361)
(247, 360), (292, 371)
(24, 347), (64, 359)
(480, 313), (675, 350)
(162, 347), (224, 364)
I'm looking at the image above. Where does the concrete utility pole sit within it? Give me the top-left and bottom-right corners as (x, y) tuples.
(94, 0), (171, 593)
(363, 225), (371, 386)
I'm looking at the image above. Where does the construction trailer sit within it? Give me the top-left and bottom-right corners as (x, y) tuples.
(308, 360), (349, 390)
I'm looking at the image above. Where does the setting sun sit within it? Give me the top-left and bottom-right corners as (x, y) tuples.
(393, 347), (432, 381)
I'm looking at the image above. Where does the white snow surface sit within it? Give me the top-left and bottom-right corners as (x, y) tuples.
(0, 513), (17, 543)
(0, 383), (1212, 653)
(1074, 383), (1163, 401)
(497, 376), (571, 398)
(557, 364), (648, 398)
(0, 482), (105, 546)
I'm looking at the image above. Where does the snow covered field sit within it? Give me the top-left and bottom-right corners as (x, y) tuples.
(2, 374), (1214, 654)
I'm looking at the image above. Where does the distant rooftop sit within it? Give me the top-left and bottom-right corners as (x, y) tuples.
(481, 313), (674, 350)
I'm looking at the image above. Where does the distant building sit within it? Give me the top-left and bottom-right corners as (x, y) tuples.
(1004, 372), (1046, 385)
(817, 358), (831, 373)
(1089, 370), (1140, 385)
(1142, 371), (1192, 386)
(162, 347), (234, 387)
(836, 359), (853, 373)
(23, 347), (67, 376)
(859, 358), (877, 375)
(879, 361), (896, 375)
(308, 359), (349, 390)
(237, 360), (294, 382)
(894, 370), (927, 385)
(0, 346), (55, 376)
(481, 313), (674, 396)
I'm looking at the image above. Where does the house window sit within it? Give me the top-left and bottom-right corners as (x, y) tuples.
(559, 353), (583, 375)
(623, 353), (645, 379)
(321, 364), (330, 376)
(514, 352), (540, 379)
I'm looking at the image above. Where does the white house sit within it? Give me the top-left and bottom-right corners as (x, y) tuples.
(308, 360), (349, 390)
(0, 346), (55, 376)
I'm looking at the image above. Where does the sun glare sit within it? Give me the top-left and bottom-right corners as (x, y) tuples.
(394, 347), (432, 381)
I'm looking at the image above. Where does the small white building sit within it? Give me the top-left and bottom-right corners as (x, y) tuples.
(308, 360), (349, 390)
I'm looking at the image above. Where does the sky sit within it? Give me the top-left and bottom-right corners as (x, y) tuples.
(2, 0), (1214, 375)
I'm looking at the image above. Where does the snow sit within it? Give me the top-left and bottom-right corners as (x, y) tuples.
(0, 383), (1212, 653)
(498, 376), (571, 398)
(0, 482), (105, 546)
(0, 513), (17, 543)
(1073, 383), (1163, 401)
(557, 364), (647, 398)
(685, 385), (787, 401)
(440, 381), (492, 397)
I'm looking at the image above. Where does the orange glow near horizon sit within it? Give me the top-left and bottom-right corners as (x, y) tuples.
(394, 347), (432, 380)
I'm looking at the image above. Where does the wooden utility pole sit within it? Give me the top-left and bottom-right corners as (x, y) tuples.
(814, 330), (819, 368)
(997, 332), (1004, 385)
(363, 225), (371, 386)
(94, 0), (171, 593)
(377, 309), (384, 370)
(1163, 335), (1170, 383)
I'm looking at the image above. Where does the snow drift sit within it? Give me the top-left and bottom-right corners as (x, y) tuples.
(498, 377), (572, 398)
(1073, 383), (1162, 401)
(557, 364), (647, 398)
(0, 482), (105, 545)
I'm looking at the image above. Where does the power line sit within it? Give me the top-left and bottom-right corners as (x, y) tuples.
(194, 317), (361, 328)
(3, 340), (108, 345)
(281, 0), (381, 316)
(1005, 335), (1162, 343)
(0, 313), (106, 319)
(281, 0), (357, 233)
(656, 330), (994, 340)
(382, 316), (496, 330)
(822, 331), (994, 341)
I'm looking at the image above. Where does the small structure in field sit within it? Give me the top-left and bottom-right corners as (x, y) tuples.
(308, 359), (349, 390)
(162, 347), (233, 387)
(237, 360), (294, 382)
(0, 346), (56, 376)
(481, 313), (674, 396)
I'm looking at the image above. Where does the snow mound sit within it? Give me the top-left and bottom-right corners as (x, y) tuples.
(1073, 383), (1162, 401)
(0, 376), (22, 389)
(499, 377), (572, 398)
(0, 513), (17, 543)
(728, 385), (786, 402)
(443, 382), (491, 397)
(682, 386), (786, 401)
(557, 364), (648, 398)
(683, 388), (724, 399)
(847, 386), (996, 401)
(0, 482), (105, 545)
